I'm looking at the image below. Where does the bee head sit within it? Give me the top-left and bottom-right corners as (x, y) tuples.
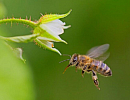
(61, 53), (79, 74)
(69, 53), (78, 66)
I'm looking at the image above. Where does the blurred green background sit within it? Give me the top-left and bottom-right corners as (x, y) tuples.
(0, 0), (130, 100)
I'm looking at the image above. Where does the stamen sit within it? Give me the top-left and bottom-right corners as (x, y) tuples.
(51, 43), (54, 47)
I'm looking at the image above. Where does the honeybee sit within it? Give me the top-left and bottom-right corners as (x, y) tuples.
(60, 44), (112, 90)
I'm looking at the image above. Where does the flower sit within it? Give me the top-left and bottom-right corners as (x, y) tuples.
(0, 10), (71, 56)
(39, 19), (70, 43)
(33, 10), (72, 55)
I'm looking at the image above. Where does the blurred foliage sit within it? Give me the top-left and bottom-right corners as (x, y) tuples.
(0, 39), (35, 100)
(0, 2), (35, 100)
(0, 2), (6, 18)
(0, 0), (130, 100)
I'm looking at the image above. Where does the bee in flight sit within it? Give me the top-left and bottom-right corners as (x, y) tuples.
(60, 44), (112, 90)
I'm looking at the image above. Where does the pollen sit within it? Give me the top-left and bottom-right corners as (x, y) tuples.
(51, 43), (54, 47)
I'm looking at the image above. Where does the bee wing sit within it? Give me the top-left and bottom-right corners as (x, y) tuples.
(95, 52), (110, 62)
(86, 44), (110, 61)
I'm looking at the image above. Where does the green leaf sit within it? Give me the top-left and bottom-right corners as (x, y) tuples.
(0, 40), (35, 100)
(38, 10), (72, 24)
(0, 34), (40, 43)
(0, 2), (7, 18)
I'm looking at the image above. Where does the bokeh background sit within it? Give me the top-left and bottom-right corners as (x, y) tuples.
(0, 0), (130, 100)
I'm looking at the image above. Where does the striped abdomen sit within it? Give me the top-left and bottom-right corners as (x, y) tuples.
(91, 60), (112, 76)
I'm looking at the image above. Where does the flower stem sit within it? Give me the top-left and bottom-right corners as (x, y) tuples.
(0, 18), (37, 29)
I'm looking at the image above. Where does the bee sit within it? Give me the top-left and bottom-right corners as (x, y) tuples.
(60, 44), (112, 90)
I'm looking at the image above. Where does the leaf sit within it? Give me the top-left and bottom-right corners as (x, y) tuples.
(38, 10), (72, 24)
(0, 34), (40, 43)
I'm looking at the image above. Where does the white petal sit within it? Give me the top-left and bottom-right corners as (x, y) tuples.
(40, 23), (63, 36)
(40, 19), (66, 36)
(62, 25), (71, 29)
(35, 38), (61, 55)
(51, 19), (65, 25)
(45, 41), (54, 48)
(37, 37), (54, 41)
(37, 36), (67, 44)
(52, 48), (61, 55)
(38, 39), (61, 55)
(39, 39), (53, 48)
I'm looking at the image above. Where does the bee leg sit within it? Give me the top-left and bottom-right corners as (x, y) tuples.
(82, 70), (85, 77)
(75, 62), (79, 72)
(87, 70), (91, 72)
(91, 70), (100, 90)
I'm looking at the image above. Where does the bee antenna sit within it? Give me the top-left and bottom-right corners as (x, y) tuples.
(59, 59), (70, 63)
(62, 54), (71, 58)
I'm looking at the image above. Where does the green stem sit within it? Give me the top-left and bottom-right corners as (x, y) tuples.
(0, 18), (38, 29)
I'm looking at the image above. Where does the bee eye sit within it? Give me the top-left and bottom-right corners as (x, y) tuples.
(73, 56), (77, 62)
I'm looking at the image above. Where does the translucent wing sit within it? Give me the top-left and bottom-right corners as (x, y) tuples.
(86, 44), (110, 61)
(95, 52), (110, 62)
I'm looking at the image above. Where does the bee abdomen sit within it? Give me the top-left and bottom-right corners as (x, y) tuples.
(92, 60), (112, 76)
(99, 63), (112, 76)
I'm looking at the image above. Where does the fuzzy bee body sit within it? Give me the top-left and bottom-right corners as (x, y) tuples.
(75, 55), (112, 76)
(62, 44), (112, 90)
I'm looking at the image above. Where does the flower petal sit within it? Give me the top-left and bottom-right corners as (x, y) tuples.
(40, 19), (67, 36)
(51, 19), (65, 25)
(37, 36), (67, 44)
(39, 19), (68, 44)
(62, 25), (71, 29)
(33, 27), (67, 44)
(35, 38), (61, 55)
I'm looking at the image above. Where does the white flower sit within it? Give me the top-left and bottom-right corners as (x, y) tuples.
(38, 19), (70, 43)
(35, 19), (70, 55)
(34, 10), (71, 55)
